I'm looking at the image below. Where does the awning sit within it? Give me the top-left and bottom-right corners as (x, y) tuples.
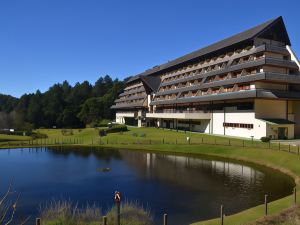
(259, 118), (295, 125)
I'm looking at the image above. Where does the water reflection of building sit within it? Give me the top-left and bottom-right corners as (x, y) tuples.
(121, 151), (264, 191)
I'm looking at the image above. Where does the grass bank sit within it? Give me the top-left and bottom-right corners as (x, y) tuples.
(1, 127), (300, 225)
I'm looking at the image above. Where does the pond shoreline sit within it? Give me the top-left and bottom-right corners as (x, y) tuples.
(1, 141), (300, 225)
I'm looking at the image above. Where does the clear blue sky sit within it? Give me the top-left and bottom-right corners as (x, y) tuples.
(1, 0), (300, 97)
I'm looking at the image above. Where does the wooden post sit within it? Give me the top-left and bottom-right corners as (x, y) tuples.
(265, 194), (268, 216)
(163, 138), (164, 144)
(294, 187), (297, 205)
(279, 142), (281, 150)
(289, 144), (291, 152)
(220, 205), (224, 225)
(163, 214), (168, 225)
(36, 218), (41, 225)
(269, 141), (271, 149)
(116, 201), (120, 225)
(103, 216), (107, 225)
(202, 137), (203, 144)
(189, 138), (191, 145)
(176, 138), (177, 144)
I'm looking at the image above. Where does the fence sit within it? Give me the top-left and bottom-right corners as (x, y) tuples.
(34, 188), (297, 225)
(1, 135), (300, 157)
(0, 138), (85, 147)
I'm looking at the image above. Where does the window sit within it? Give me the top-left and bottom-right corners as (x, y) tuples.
(223, 123), (254, 129)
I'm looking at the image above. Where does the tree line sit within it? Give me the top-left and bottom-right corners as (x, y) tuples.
(0, 75), (128, 130)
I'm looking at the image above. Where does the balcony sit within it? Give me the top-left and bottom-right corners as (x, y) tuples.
(146, 110), (211, 120)
(116, 112), (137, 118)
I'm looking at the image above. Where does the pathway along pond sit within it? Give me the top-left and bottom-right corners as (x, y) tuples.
(0, 147), (295, 225)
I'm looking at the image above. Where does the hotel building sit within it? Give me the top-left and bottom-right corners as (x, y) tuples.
(111, 17), (300, 140)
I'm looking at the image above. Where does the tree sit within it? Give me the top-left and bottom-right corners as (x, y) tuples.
(0, 75), (124, 128)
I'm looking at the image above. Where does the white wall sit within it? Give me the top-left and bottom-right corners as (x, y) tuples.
(212, 109), (267, 139)
(211, 111), (224, 135)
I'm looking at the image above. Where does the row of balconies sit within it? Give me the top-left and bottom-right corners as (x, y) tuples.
(119, 86), (145, 97)
(115, 93), (147, 103)
(160, 44), (289, 82)
(157, 57), (298, 97)
(160, 45), (257, 80)
(124, 82), (144, 91)
(115, 99), (145, 106)
(161, 52), (264, 84)
(159, 68), (261, 93)
(156, 83), (252, 101)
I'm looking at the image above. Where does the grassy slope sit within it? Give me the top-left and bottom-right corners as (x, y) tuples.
(0, 133), (32, 142)
(2, 127), (300, 225)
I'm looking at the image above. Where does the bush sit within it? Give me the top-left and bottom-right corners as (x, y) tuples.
(39, 200), (103, 225)
(132, 133), (138, 137)
(140, 133), (146, 138)
(39, 199), (153, 225)
(97, 119), (111, 127)
(31, 132), (48, 139)
(106, 124), (128, 134)
(106, 201), (153, 225)
(61, 129), (74, 136)
(261, 136), (271, 142)
(99, 129), (107, 137)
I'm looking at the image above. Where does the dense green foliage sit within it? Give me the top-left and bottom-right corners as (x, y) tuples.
(261, 136), (271, 142)
(106, 124), (128, 133)
(0, 75), (126, 129)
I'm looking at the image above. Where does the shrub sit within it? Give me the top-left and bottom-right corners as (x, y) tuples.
(97, 119), (111, 127)
(99, 129), (107, 137)
(106, 124), (128, 134)
(261, 136), (271, 143)
(31, 132), (48, 139)
(39, 200), (103, 225)
(61, 129), (74, 136)
(132, 133), (138, 137)
(140, 133), (146, 138)
(39, 199), (153, 225)
(106, 201), (153, 225)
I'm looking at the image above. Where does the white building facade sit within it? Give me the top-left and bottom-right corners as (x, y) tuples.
(112, 17), (300, 140)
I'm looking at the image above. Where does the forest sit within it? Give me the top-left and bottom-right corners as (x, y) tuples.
(0, 75), (128, 130)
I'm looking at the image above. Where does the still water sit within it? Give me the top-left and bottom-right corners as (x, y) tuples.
(0, 147), (295, 225)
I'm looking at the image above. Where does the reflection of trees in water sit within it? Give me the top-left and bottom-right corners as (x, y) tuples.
(46, 146), (122, 161)
(119, 150), (293, 202)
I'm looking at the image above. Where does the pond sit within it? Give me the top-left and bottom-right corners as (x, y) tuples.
(0, 147), (295, 225)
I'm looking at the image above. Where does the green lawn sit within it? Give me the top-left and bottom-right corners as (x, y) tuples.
(0, 133), (32, 143)
(1, 127), (300, 225)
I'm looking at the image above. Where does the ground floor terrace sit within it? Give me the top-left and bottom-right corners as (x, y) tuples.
(116, 99), (300, 140)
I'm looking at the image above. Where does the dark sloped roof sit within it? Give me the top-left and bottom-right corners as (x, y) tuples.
(259, 118), (295, 125)
(127, 16), (290, 84)
(126, 75), (141, 84)
(140, 75), (161, 93)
